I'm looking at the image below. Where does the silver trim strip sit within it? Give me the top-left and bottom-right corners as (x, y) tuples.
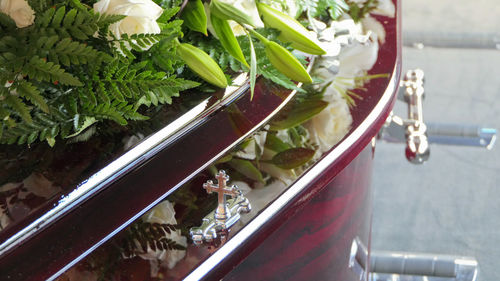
(0, 74), (250, 256)
(184, 65), (400, 281)
(45, 71), (311, 280)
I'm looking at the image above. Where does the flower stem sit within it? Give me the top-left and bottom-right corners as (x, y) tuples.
(247, 28), (269, 44)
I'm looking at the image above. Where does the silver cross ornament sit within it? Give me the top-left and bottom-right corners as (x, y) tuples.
(190, 170), (251, 245)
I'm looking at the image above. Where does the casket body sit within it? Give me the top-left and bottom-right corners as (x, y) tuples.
(0, 1), (400, 280)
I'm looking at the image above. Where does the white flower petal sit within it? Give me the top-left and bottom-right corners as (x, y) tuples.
(0, 0), (35, 28)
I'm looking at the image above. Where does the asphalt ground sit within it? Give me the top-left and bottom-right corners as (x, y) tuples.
(371, 1), (500, 280)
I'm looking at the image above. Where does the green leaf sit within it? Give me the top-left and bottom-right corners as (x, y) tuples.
(176, 41), (227, 88)
(63, 9), (77, 27)
(24, 56), (83, 86)
(51, 6), (66, 27)
(5, 95), (32, 123)
(270, 99), (328, 130)
(264, 41), (312, 84)
(265, 133), (291, 152)
(181, 0), (208, 35)
(270, 147), (315, 169)
(228, 158), (264, 183)
(257, 3), (326, 55)
(247, 33), (257, 100)
(16, 81), (49, 113)
(210, 0), (260, 27)
(210, 14), (248, 67)
(46, 136), (56, 147)
(66, 116), (97, 138)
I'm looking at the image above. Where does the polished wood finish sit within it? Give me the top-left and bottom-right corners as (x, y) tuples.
(226, 144), (374, 281)
(0, 1), (400, 279)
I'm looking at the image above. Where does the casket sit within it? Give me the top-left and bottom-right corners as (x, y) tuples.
(0, 2), (401, 280)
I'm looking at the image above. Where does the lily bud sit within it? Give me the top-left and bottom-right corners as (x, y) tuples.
(257, 3), (326, 55)
(210, 14), (248, 67)
(176, 41), (228, 88)
(265, 41), (312, 84)
(210, 0), (264, 28)
(181, 0), (208, 35)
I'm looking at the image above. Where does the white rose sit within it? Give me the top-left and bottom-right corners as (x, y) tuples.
(93, 0), (162, 49)
(305, 95), (352, 153)
(361, 16), (386, 43)
(337, 39), (379, 78)
(0, 0), (35, 28)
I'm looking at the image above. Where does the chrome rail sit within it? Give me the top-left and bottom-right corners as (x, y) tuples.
(349, 239), (479, 281)
(370, 252), (479, 281)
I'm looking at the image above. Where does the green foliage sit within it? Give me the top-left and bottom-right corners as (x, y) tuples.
(0, 1), (198, 145)
(186, 28), (306, 92)
(346, 0), (379, 22)
(119, 219), (185, 258)
(297, 0), (349, 19)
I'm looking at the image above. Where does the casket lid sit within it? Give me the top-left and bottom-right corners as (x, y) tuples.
(0, 2), (401, 279)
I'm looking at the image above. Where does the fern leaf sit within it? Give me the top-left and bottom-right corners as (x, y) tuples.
(63, 8), (77, 28)
(89, 103), (128, 125)
(15, 81), (49, 113)
(51, 6), (66, 28)
(4, 95), (32, 123)
(120, 220), (185, 258)
(27, 0), (53, 13)
(95, 13), (126, 28)
(23, 56), (82, 86)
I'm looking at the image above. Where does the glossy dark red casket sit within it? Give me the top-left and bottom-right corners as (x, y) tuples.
(0, 2), (401, 280)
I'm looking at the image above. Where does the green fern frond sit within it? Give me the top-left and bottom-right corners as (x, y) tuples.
(0, 107), (72, 145)
(23, 56), (82, 86)
(120, 220), (185, 258)
(34, 7), (101, 40)
(14, 81), (49, 113)
(4, 95), (32, 123)
(26, 0), (60, 13)
(94, 13), (126, 28)
(40, 37), (102, 66)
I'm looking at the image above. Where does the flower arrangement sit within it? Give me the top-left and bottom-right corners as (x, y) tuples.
(0, 0), (347, 146)
(1, 0), (396, 278)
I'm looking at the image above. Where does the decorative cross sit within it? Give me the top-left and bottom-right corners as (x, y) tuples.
(203, 170), (239, 223)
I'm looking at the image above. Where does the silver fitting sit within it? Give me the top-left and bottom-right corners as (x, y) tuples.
(190, 170), (251, 246)
(379, 69), (496, 164)
(402, 69), (430, 164)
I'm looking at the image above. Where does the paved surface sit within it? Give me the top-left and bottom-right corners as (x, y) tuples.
(371, 1), (500, 280)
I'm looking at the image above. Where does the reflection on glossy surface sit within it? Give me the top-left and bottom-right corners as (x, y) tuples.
(190, 171), (251, 245)
(0, 74), (249, 255)
(1, 1), (403, 279)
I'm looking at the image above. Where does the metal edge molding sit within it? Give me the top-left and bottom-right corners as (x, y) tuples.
(46, 74), (312, 280)
(0, 74), (251, 256)
(184, 62), (401, 281)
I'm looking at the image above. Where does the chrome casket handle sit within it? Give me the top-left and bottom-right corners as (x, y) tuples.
(379, 69), (496, 164)
(190, 170), (251, 245)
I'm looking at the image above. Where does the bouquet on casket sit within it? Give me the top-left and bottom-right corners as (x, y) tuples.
(0, 0), (392, 146)
(0, 0), (395, 278)
(0, 0), (349, 146)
